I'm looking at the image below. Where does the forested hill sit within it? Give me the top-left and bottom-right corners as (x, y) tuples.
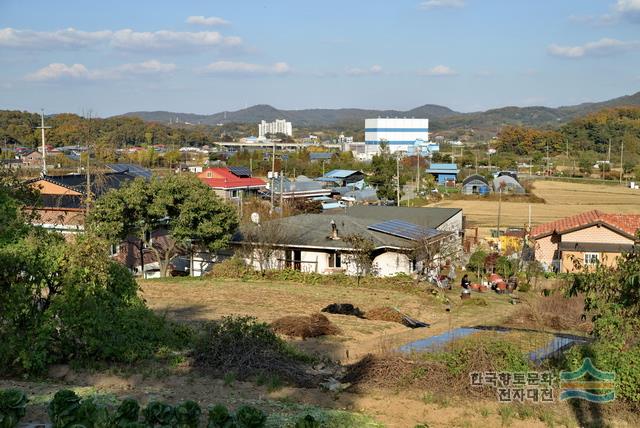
(124, 104), (461, 128)
(122, 91), (640, 131)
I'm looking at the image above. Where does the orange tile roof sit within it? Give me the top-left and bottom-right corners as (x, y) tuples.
(531, 209), (640, 239)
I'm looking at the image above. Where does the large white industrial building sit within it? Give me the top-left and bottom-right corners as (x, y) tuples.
(258, 119), (293, 138)
(365, 118), (429, 155)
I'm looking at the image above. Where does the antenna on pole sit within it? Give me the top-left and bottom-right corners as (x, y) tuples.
(36, 109), (51, 176)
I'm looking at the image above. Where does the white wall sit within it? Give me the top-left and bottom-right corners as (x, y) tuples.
(372, 252), (412, 277)
(365, 118), (429, 154)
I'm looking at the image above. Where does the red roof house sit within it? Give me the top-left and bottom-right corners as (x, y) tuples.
(197, 167), (266, 200)
(530, 210), (640, 272)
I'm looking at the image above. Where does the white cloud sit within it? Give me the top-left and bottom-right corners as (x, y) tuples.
(548, 38), (640, 58)
(186, 16), (230, 26)
(420, 65), (458, 76)
(25, 63), (91, 81)
(110, 29), (241, 51)
(615, 0), (640, 21)
(0, 28), (111, 49)
(200, 61), (291, 76)
(0, 27), (242, 51)
(419, 0), (465, 10)
(345, 64), (383, 76)
(25, 60), (176, 82)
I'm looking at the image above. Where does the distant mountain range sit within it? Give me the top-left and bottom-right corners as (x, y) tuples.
(122, 91), (640, 131)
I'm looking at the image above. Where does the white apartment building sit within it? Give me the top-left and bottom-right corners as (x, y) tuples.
(258, 119), (293, 138)
(365, 118), (429, 155)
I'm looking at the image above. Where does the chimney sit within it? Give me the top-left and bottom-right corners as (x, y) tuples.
(329, 219), (340, 240)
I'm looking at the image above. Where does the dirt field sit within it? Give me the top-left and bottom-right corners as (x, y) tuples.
(4, 278), (634, 427)
(140, 278), (518, 362)
(433, 179), (640, 228)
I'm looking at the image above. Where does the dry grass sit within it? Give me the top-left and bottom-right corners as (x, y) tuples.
(139, 278), (522, 362)
(271, 313), (341, 339)
(434, 179), (640, 227)
(365, 307), (405, 324)
(506, 292), (591, 333)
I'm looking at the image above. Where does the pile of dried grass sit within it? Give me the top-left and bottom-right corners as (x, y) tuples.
(507, 293), (590, 332)
(271, 313), (342, 339)
(342, 354), (467, 395)
(365, 307), (405, 324)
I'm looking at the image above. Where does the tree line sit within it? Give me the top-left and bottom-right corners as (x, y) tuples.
(495, 107), (640, 164)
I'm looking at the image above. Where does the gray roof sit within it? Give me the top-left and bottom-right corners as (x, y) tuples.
(462, 174), (489, 186)
(271, 177), (327, 193)
(233, 206), (460, 250)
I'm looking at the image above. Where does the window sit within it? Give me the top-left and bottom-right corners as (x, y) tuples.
(231, 190), (238, 198)
(207, 172), (212, 178)
(584, 253), (599, 266)
(328, 252), (341, 268)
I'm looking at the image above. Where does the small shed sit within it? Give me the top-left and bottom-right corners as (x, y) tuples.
(493, 175), (525, 194)
(462, 174), (490, 195)
(425, 163), (459, 185)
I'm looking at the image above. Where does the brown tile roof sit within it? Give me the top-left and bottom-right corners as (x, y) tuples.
(531, 209), (640, 239)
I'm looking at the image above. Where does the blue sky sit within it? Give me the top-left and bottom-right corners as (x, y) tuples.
(1, 0), (639, 117)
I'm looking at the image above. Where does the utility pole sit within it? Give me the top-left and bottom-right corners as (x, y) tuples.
(546, 142), (550, 176)
(474, 150), (478, 174)
(396, 155), (400, 207)
(620, 140), (624, 184)
(270, 140), (276, 210)
(279, 171), (284, 217)
(496, 188), (502, 242)
(36, 109), (51, 176)
(416, 148), (421, 197)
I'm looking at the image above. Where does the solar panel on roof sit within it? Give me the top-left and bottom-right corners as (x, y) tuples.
(106, 163), (152, 179)
(228, 166), (252, 177)
(368, 220), (441, 241)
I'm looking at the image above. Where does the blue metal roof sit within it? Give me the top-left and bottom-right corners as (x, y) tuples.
(426, 163), (459, 174)
(324, 169), (360, 178)
(428, 163), (458, 171)
(309, 152), (334, 160)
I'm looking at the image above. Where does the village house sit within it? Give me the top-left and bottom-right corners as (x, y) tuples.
(426, 163), (459, 185)
(530, 210), (640, 272)
(233, 206), (463, 277)
(197, 166), (266, 200)
(315, 169), (365, 187)
(268, 175), (332, 200)
(27, 171), (141, 235)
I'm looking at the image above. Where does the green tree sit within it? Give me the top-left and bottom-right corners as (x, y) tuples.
(370, 146), (404, 202)
(343, 234), (376, 286)
(87, 174), (238, 277)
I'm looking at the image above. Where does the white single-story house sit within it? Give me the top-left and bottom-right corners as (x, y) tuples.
(232, 206), (463, 277)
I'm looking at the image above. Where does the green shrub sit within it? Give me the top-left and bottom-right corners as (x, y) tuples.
(563, 339), (640, 403)
(234, 405), (266, 428)
(114, 398), (140, 427)
(467, 250), (487, 274)
(294, 414), (321, 428)
(0, 233), (191, 376)
(0, 389), (28, 428)
(207, 404), (232, 428)
(206, 404), (266, 428)
(48, 389), (82, 428)
(174, 400), (201, 428)
(143, 401), (175, 427)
